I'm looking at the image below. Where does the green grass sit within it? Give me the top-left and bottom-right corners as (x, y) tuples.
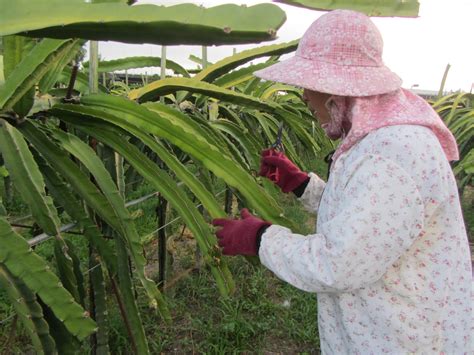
(110, 258), (319, 354)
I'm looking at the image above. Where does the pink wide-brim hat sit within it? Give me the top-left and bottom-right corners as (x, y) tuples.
(254, 10), (402, 97)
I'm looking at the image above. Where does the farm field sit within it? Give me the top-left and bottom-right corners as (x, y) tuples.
(0, 1), (472, 353)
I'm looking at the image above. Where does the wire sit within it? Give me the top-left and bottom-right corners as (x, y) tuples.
(83, 263), (101, 275)
(0, 314), (15, 325)
(8, 214), (32, 224)
(140, 188), (227, 239)
(27, 189), (163, 246)
(141, 216), (182, 240)
(125, 192), (158, 207)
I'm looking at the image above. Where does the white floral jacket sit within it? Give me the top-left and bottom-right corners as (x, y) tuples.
(259, 125), (473, 354)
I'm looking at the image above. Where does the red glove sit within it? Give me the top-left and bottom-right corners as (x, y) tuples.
(259, 149), (309, 193)
(212, 209), (271, 256)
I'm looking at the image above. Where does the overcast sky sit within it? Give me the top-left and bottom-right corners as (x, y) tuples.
(96, 0), (474, 92)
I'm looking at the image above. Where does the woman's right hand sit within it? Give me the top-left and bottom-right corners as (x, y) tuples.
(259, 149), (309, 193)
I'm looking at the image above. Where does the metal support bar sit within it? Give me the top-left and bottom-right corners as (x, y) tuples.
(201, 46), (208, 69)
(26, 186), (225, 248)
(89, 41), (99, 94)
(65, 64), (79, 100)
(28, 222), (77, 246)
(157, 194), (168, 290)
(28, 191), (160, 247)
(161, 46), (167, 80)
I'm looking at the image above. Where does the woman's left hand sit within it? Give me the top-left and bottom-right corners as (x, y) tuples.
(212, 209), (271, 256)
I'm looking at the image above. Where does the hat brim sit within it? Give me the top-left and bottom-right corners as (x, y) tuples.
(254, 55), (402, 97)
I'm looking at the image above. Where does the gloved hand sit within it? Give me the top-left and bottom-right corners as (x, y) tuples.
(259, 149), (309, 193)
(212, 208), (271, 256)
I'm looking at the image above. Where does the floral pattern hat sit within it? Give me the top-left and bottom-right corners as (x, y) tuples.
(254, 10), (402, 96)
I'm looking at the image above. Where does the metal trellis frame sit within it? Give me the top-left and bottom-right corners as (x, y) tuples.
(26, 191), (161, 247)
(26, 186), (227, 247)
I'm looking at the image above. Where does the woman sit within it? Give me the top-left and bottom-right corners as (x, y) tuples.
(212, 10), (472, 353)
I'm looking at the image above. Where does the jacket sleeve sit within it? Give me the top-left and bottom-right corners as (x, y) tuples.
(258, 155), (425, 293)
(298, 172), (326, 212)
